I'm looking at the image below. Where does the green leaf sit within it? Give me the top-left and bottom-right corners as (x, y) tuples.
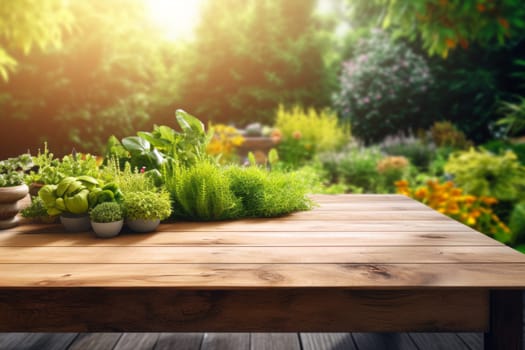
(176, 109), (205, 135)
(122, 136), (150, 154)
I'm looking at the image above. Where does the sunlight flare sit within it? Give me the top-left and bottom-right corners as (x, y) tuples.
(145, 0), (203, 41)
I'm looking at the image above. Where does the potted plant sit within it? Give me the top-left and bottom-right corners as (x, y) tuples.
(90, 202), (124, 238)
(39, 176), (123, 232)
(0, 154), (33, 230)
(123, 190), (171, 232)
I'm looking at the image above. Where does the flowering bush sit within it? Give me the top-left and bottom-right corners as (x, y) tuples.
(377, 156), (410, 192)
(396, 179), (510, 243)
(206, 124), (245, 164)
(274, 105), (349, 168)
(334, 30), (433, 144)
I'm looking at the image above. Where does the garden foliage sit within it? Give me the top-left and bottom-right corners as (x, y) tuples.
(334, 30), (433, 144)
(274, 105), (349, 167)
(396, 180), (511, 243)
(444, 148), (525, 202)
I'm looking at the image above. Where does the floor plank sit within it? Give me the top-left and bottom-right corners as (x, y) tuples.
(0, 333), (76, 350)
(250, 333), (300, 350)
(300, 333), (357, 350)
(352, 333), (417, 350)
(154, 333), (203, 350)
(457, 333), (483, 350)
(114, 333), (160, 350)
(67, 333), (122, 350)
(201, 333), (250, 350)
(408, 333), (468, 350)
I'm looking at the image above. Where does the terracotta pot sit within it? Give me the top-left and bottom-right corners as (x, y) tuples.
(29, 182), (44, 198)
(0, 184), (29, 230)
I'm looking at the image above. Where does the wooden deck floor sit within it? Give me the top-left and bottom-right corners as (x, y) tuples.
(0, 332), (486, 350)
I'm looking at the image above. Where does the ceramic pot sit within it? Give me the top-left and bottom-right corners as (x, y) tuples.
(127, 218), (160, 233)
(91, 220), (123, 238)
(60, 213), (91, 232)
(0, 184), (29, 230)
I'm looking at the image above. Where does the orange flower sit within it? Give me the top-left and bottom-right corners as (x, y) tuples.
(292, 130), (302, 140)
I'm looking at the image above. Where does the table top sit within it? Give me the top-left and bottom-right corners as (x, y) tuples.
(2, 194), (525, 289)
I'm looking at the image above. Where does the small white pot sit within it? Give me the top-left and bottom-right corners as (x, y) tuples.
(60, 213), (91, 232)
(127, 218), (160, 233)
(91, 220), (123, 238)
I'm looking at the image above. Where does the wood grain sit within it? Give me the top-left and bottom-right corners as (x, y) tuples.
(1, 263), (524, 288)
(0, 230), (499, 247)
(1, 246), (523, 264)
(0, 289), (488, 332)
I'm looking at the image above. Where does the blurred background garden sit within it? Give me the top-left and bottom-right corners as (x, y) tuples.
(1, 0), (525, 250)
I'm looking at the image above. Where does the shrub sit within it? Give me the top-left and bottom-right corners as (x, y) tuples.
(396, 180), (510, 244)
(444, 148), (525, 202)
(381, 136), (435, 170)
(482, 140), (525, 165)
(496, 96), (525, 137)
(206, 124), (245, 164)
(376, 156), (410, 193)
(274, 105), (350, 167)
(333, 29), (433, 144)
(430, 121), (472, 149)
(509, 202), (525, 246)
(90, 202), (123, 223)
(123, 190), (171, 221)
(319, 147), (383, 193)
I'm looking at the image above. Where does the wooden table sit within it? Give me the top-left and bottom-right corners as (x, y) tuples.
(1, 195), (524, 349)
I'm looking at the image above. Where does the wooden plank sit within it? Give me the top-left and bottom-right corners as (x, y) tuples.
(484, 290), (523, 350)
(0, 289), (488, 332)
(409, 333), (468, 350)
(68, 333), (122, 350)
(5, 220), (473, 234)
(300, 333), (357, 350)
(114, 333), (160, 350)
(351, 333), (417, 349)
(310, 194), (414, 202)
(250, 333), (300, 350)
(287, 210), (448, 220)
(201, 333), (250, 350)
(0, 231), (498, 247)
(1, 246), (523, 264)
(0, 264), (524, 288)
(457, 333), (483, 350)
(154, 333), (203, 350)
(0, 333), (76, 350)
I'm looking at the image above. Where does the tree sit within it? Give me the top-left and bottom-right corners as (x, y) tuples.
(0, 0), (175, 157)
(348, 0), (525, 57)
(0, 0), (72, 80)
(173, 0), (335, 125)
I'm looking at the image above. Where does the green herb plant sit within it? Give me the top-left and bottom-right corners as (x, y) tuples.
(165, 161), (239, 221)
(0, 154), (33, 187)
(90, 202), (123, 223)
(123, 191), (171, 221)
